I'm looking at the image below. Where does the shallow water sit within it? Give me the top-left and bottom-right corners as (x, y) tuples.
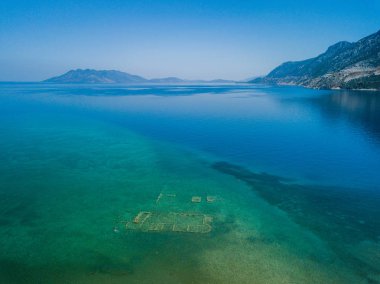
(0, 83), (379, 283)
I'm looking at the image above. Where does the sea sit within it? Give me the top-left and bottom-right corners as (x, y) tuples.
(0, 83), (379, 283)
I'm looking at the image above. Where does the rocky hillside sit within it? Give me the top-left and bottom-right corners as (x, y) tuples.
(251, 30), (380, 90)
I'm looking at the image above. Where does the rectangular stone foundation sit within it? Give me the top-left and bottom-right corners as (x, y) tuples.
(125, 211), (212, 234)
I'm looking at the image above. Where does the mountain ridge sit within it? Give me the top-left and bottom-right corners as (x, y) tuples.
(44, 69), (234, 84)
(251, 29), (380, 90)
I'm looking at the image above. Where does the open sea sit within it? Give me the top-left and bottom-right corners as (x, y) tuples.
(0, 83), (380, 283)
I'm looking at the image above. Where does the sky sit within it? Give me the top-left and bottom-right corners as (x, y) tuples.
(1, 0), (380, 81)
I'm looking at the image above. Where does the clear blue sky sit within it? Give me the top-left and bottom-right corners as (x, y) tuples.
(1, 0), (380, 81)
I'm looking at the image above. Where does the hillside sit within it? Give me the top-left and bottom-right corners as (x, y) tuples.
(251, 30), (380, 90)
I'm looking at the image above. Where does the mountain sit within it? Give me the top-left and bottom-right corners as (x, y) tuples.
(44, 69), (148, 84)
(149, 77), (185, 84)
(44, 69), (235, 84)
(251, 30), (380, 90)
(206, 79), (235, 84)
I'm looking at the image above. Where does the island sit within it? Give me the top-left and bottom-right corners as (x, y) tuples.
(44, 69), (234, 84)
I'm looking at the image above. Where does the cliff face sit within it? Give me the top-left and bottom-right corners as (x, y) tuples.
(252, 30), (380, 90)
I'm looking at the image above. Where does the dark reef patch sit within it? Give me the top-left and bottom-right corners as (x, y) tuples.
(212, 161), (380, 243)
(212, 161), (380, 281)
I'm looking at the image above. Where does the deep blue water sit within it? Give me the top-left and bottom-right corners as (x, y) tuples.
(7, 83), (378, 188)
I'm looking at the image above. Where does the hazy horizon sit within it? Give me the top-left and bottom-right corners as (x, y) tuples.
(1, 0), (380, 81)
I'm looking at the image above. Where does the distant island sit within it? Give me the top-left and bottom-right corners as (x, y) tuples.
(44, 69), (235, 84)
(251, 29), (380, 90)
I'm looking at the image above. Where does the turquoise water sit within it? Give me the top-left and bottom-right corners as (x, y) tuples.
(0, 83), (379, 283)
